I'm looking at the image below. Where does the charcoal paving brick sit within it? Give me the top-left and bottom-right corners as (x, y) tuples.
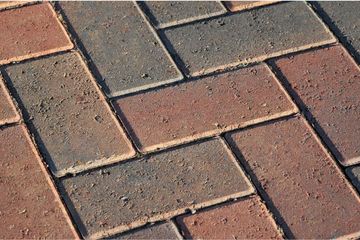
(177, 196), (282, 239)
(346, 166), (360, 192)
(140, 1), (226, 28)
(0, 76), (19, 125)
(59, 1), (181, 97)
(0, 3), (73, 65)
(60, 139), (253, 238)
(314, 2), (360, 63)
(226, 117), (360, 239)
(273, 46), (360, 166)
(0, 125), (76, 239)
(114, 64), (296, 152)
(223, 1), (278, 12)
(5, 52), (135, 176)
(162, 2), (335, 76)
(106, 222), (180, 239)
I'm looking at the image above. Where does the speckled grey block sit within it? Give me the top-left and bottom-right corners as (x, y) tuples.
(59, 1), (181, 97)
(346, 166), (360, 192)
(162, 2), (335, 76)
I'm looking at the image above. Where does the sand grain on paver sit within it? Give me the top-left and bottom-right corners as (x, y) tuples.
(0, 76), (19, 125)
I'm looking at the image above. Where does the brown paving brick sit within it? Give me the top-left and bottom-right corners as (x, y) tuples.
(226, 117), (360, 239)
(0, 125), (77, 239)
(114, 64), (297, 152)
(0, 3), (73, 65)
(60, 139), (253, 238)
(223, 1), (278, 12)
(5, 52), (135, 177)
(176, 196), (282, 239)
(272, 45), (360, 166)
(0, 76), (19, 125)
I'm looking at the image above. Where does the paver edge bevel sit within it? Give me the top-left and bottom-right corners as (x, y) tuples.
(170, 220), (185, 240)
(222, 1), (281, 13)
(0, 0), (38, 12)
(0, 74), (21, 126)
(0, 3), (74, 66)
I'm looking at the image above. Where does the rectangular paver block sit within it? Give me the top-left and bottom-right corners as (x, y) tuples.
(114, 64), (297, 152)
(0, 125), (77, 239)
(272, 46), (360, 166)
(176, 196), (282, 239)
(346, 166), (360, 193)
(223, 1), (278, 12)
(162, 2), (335, 76)
(140, 1), (226, 28)
(226, 117), (360, 239)
(60, 138), (253, 238)
(0, 76), (19, 125)
(59, 1), (181, 97)
(0, 3), (73, 65)
(5, 52), (135, 177)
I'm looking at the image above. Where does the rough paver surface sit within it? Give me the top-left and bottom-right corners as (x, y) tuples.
(1, 1), (360, 239)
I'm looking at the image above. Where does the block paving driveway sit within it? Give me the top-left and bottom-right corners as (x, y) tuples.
(0, 1), (359, 239)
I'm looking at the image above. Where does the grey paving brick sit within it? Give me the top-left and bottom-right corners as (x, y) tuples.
(346, 166), (360, 192)
(58, 1), (181, 97)
(162, 2), (335, 76)
(4, 52), (134, 176)
(140, 1), (226, 28)
(314, 2), (360, 63)
(60, 139), (253, 238)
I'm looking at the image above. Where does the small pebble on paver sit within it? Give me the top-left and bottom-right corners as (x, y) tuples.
(162, 2), (335, 76)
(140, 1), (226, 28)
(105, 222), (180, 239)
(226, 117), (360, 239)
(59, 1), (181, 97)
(223, 1), (278, 12)
(60, 139), (252, 238)
(0, 76), (19, 125)
(0, 3), (73, 65)
(114, 63), (296, 152)
(176, 196), (282, 239)
(0, 125), (76, 239)
(272, 45), (360, 166)
(314, 1), (360, 62)
(4, 52), (135, 176)
(346, 166), (360, 192)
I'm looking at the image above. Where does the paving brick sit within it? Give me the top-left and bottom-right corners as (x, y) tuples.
(226, 117), (360, 239)
(272, 46), (360, 166)
(0, 76), (19, 125)
(223, 1), (278, 12)
(60, 139), (253, 238)
(346, 166), (360, 192)
(176, 196), (282, 239)
(5, 52), (134, 177)
(0, 125), (76, 239)
(140, 1), (226, 28)
(314, 2), (360, 63)
(162, 2), (335, 76)
(59, 1), (181, 97)
(0, 3), (73, 65)
(106, 222), (180, 239)
(114, 64), (296, 152)
(0, 1), (25, 9)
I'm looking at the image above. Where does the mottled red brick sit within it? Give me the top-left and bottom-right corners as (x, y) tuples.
(226, 117), (360, 239)
(272, 45), (360, 165)
(177, 196), (282, 239)
(0, 76), (19, 125)
(114, 64), (296, 152)
(0, 125), (77, 239)
(224, 1), (278, 12)
(0, 3), (73, 65)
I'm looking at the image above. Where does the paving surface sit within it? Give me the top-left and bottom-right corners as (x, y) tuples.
(0, 1), (359, 239)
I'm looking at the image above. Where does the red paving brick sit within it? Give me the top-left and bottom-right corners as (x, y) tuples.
(0, 3), (73, 65)
(176, 196), (282, 239)
(272, 45), (360, 166)
(0, 76), (19, 125)
(114, 64), (297, 152)
(0, 125), (77, 239)
(223, 1), (278, 12)
(226, 117), (360, 239)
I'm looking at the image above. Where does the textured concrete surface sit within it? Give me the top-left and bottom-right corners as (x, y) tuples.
(273, 46), (360, 166)
(60, 139), (252, 238)
(114, 64), (296, 152)
(177, 196), (282, 239)
(346, 166), (360, 192)
(162, 2), (335, 76)
(59, 1), (181, 97)
(0, 3), (73, 65)
(0, 76), (19, 125)
(223, 1), (278, 12)
(226, 117), (360, 239)
(0, 125), (76, 239)
(140, 1), (225, 28)
(5, 52), (135, 176)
